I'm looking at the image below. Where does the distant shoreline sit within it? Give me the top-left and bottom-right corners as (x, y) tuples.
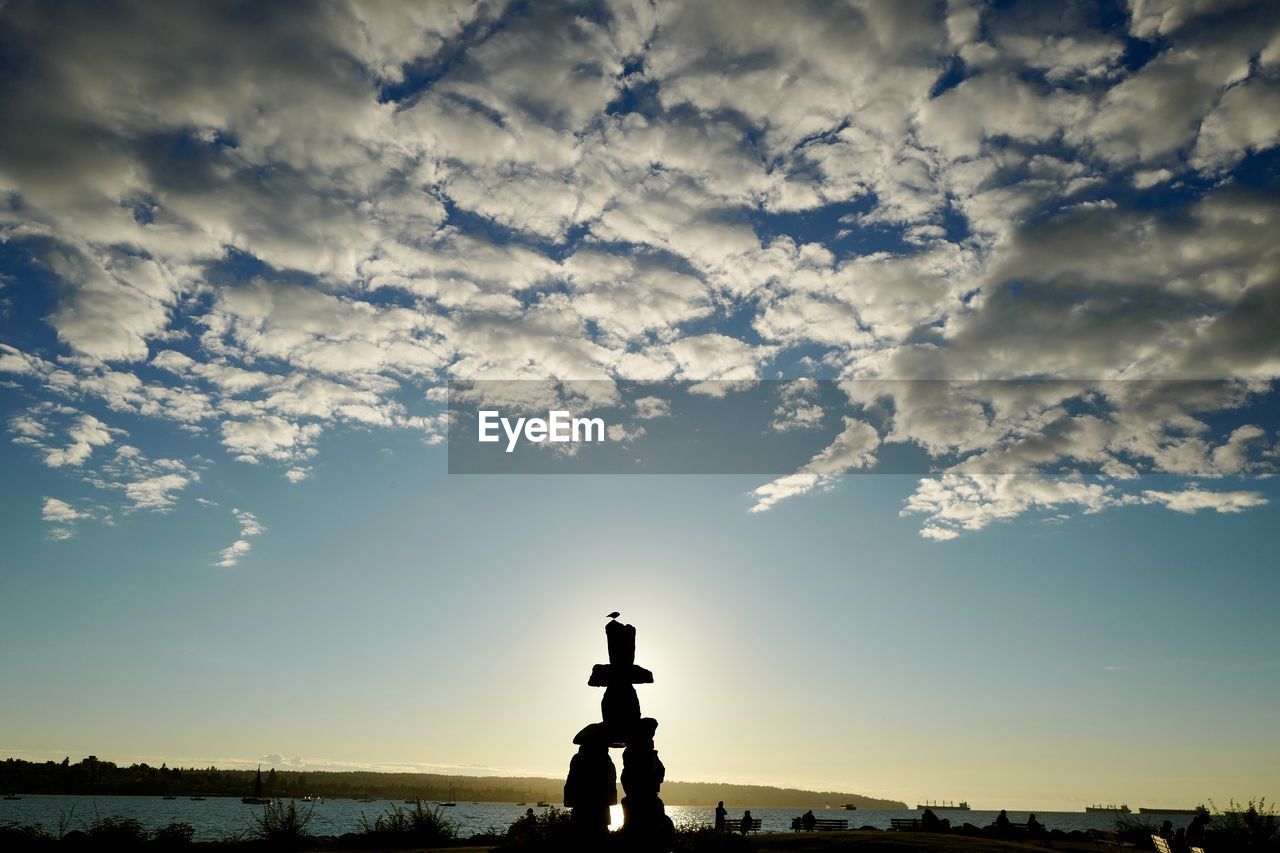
(0, 756), (907, 810)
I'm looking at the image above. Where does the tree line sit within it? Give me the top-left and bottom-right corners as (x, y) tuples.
(2, 756), (907, 809)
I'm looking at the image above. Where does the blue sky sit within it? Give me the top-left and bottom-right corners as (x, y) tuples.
(1, 0), (1279, 809)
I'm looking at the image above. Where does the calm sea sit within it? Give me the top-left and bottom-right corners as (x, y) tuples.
(0, 795), (1196, 841)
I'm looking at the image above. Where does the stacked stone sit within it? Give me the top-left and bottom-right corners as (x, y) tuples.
(563, 618), (675, 849)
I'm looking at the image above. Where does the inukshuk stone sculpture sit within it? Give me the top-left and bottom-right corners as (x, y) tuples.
(564, 616), (675, 849)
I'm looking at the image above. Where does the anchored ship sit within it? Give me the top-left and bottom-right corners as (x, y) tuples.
(917, 800), (970, 810)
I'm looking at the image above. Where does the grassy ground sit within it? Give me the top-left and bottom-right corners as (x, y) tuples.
(324, 829), (1098, 852)
(747, 829), (1093, 853)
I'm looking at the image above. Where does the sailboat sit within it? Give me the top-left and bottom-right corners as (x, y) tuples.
(241, 765), (270, 804)
(440, 783), (456, 807)
(537, 787), (551, 807)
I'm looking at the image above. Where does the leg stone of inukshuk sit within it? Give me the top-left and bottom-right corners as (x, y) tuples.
(620, 717), (674, 843)
(565, 724), (616, 834)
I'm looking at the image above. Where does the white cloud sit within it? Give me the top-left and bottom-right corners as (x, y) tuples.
(221, 416), (322, 463)
(750, 417), (880, 513)
(632, 396), (671, 420)
(1141, 487), (1269, 514)
(42, 497), (90, 524)
(216, 508), (266, 567)
(0, 0), (1276, 541)
(41, 414), (115, 468)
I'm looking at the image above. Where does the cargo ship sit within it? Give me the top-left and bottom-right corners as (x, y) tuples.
(917, 800), (970, 810)
(1086, 804), (1131, 813)
(1139, 808), (1201, 815)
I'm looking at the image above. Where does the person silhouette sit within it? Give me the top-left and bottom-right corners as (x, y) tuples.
(715, 801), (727, 831)
(1185, 812), (1209, 849)
(995, 809), (1011, 835)
(1028, 813), (1049, 846)
(803, 809), (817, 831)
(741, 809), (753, 835)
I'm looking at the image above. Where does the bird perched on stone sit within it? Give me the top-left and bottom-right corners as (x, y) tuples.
(606, 611), (620, 619)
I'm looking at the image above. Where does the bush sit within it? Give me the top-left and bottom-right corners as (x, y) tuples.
(251, 799), (315, 846)
(85, 815), (149, 848)
(498, 810), (750, 853)
(151, 821), (195, 846)
(0, 821), (54, 851)
(354, 801), (458, 848)
(1208, 798), (1279, 853)
(672, 826), (754, 852)
(1115, 813), (1162, 847)
(498, 807), (580, 851)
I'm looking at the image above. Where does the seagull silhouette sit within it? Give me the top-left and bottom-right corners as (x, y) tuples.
(606, 611), (620, 619)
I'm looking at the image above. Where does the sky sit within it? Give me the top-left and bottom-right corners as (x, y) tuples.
(1, 0), (1278, 811)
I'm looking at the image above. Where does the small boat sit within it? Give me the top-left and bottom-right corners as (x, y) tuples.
(1086, 804), (1131, 814)
(162, 795), (177, 800)
(241, 765), (270, 805)
(189, 796), (206, 801)
(3, 794), (21, 800)
(842, 804), (858, 810)
(357, 797), (374, 803)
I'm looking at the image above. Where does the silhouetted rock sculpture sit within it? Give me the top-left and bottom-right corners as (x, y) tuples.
(564, 614), (675, 850)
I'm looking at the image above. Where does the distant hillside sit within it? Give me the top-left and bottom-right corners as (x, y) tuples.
(648, 780), (906, 809)
(2, 757), (905, 808)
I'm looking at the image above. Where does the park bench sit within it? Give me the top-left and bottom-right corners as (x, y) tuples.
(891, 818), (923, 830)
(723, 818), (762, 834)
(987, 822), (1053, 845)
(790, 816), (849, 831)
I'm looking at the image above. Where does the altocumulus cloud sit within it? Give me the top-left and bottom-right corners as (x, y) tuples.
(0, 0), (1277, 546)
(216, 509), (266, 568)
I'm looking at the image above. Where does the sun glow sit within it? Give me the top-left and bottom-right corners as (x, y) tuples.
(608, 803), (624, 831)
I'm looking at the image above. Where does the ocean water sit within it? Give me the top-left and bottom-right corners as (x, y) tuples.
(0, 795), (1193, 842)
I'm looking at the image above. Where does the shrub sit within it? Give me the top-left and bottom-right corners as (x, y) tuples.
(0, 821), (54, 851)
(85, 815), (149, 848)
(672, 826), (754, 852)
(151, 821), (196, 846)
(498, 807), (580, 851)
(354, 801), (458, 848)
(1208, 798), (1279, 853)
(1115, 813), (1162, 847)
(251, 799), (315, 846)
